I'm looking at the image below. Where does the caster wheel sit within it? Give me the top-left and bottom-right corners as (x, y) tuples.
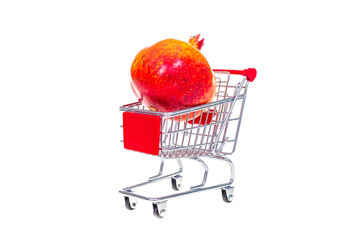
(221, 186), (234, 203)
(124, 196), (137, 210)
(171, 175), (183, 191)
(152, 201), (167, 218)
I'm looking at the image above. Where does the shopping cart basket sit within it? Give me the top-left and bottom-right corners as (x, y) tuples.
(119, 68), (257, 217)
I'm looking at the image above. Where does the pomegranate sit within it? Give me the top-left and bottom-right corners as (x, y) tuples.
(130, 34), (216, 120)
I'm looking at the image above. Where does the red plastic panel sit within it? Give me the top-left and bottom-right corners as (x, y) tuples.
(122, 112), (161, 155)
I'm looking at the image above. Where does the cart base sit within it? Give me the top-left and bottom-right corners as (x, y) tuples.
(119, 155), (235, 218)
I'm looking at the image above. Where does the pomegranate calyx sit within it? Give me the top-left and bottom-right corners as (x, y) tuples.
(189, 34), (205, 51)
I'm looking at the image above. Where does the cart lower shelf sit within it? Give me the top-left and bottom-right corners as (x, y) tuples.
(119, 155), (235, 218)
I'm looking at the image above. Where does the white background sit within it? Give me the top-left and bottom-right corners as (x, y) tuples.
(1, 0), (359, 239)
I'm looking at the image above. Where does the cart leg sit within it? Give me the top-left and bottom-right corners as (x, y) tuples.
(211, 156), (235, 202)
(152, 201), (167, 218)
(190, 157), (209, 190)
(212, 156), (235, 184)
(170, 158), (183, 190)
(149, 156), (165, 180)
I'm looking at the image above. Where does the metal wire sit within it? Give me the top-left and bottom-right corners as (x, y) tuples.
(120, 71), (249, 158)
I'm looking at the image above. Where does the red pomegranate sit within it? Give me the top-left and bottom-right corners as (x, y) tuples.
(130, 34), (216, 120)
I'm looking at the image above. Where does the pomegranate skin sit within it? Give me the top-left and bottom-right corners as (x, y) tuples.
(130, 38), (216, 113)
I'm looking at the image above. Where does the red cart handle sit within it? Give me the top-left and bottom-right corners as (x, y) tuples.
(213, 68), (257, 82)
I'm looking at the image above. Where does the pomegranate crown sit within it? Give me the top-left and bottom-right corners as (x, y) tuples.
(189, 34), (205, 51)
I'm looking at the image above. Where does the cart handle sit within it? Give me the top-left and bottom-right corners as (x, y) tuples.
(213, 68), (257, 82)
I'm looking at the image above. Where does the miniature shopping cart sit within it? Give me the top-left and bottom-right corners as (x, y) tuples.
(119, 68), (257, 217)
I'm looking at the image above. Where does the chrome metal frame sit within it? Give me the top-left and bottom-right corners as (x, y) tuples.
(119, 156), (234, 201)
(119, 70), (251, 217)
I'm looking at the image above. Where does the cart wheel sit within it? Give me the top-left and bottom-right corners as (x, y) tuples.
(171, 175), (183, 191)
(124, 196), (137, 210)
(221, 186), (234, 203)
(152, 201), (167, 218)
